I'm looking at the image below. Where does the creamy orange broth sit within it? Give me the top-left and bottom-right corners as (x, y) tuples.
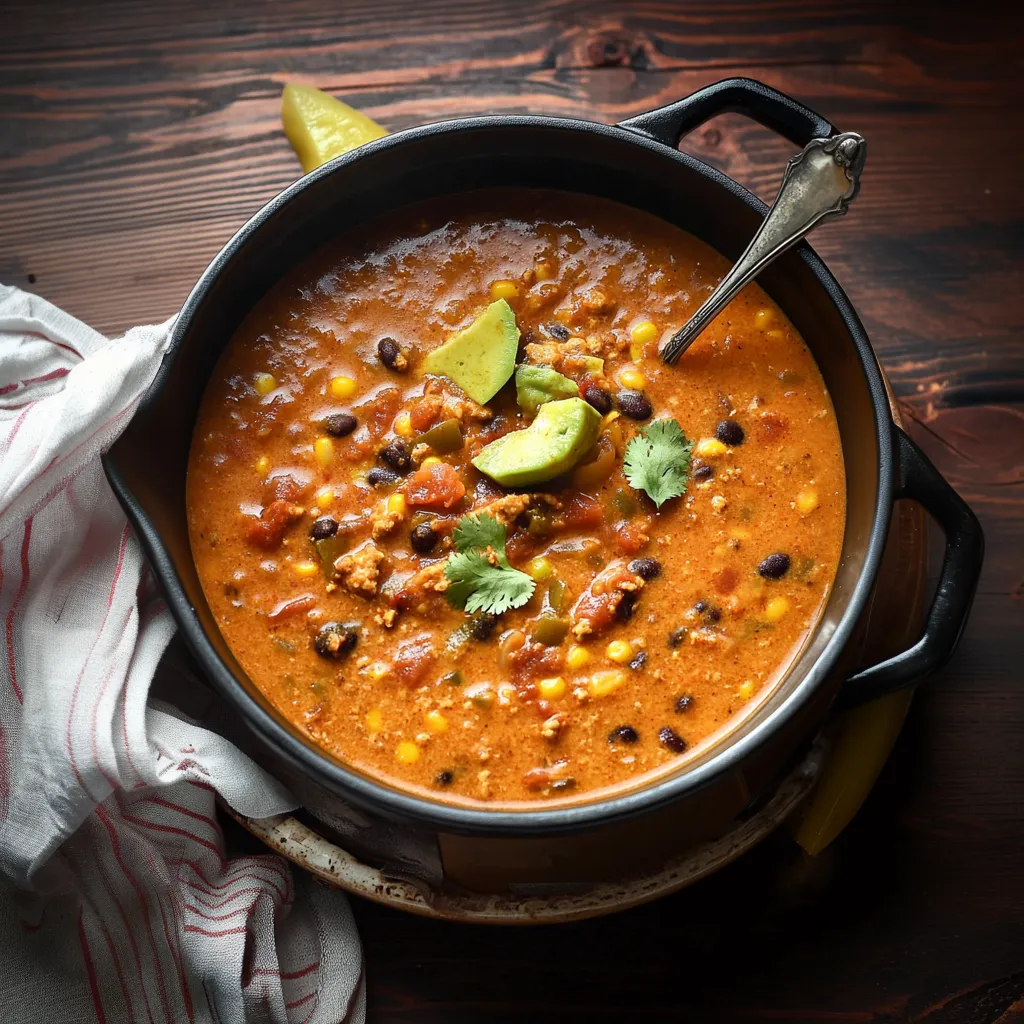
(187, 190), (845, 806)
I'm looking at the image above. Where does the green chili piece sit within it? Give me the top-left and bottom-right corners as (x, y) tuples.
(530, 615), (570, 647)
(414, 418), (464, 454)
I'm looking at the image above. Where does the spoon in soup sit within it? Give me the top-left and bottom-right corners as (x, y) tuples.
(660, 132), (866, 364)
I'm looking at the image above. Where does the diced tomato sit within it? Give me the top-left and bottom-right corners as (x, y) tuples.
(404, 463), (466, 510)
(504, 529), (537, 563)
(267, 593), (315, 623)
(612, 520), (649, 554)
(570, 562), (643, 636)
(557, 493), (603, 530)
(356, 386), (403, 440)
(393, 635), (435, 686)
(508, 640), (563, 685)
(757, 410), (790, 443)
(712, 566), (739, 594)
(409, 395), (443, 432)
(246, 500), (303, 549)
(264, 473), (308, 504)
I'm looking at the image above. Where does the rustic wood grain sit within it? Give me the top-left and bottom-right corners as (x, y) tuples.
(3, 1), (1022, 1020)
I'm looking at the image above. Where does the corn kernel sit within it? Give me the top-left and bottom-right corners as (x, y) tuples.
(617, 366), (647, 391)
(767, 329), (784, 341)
(254, 372), (277, 396)
(368, 662), (390, 683)
(527, 557), (553, 581)
(796, 489), (819, 514)
(588, 670), (627, 698)
(566, 645), (590, 671)
(255, 455), (270, 477)
(489, 279), (521, 301)
(424, 710), (449, 734)
(605, 640), (634, 664)
(315, 487), (334, 510)
(394, 412), (414, 438)
(313, 436), (334, 469)
(365, 707), (383, 732)
(292, 560), (319, 577)
(695, 437), (728, 458)
(329, 375), (357, 400)
(387, 493), (407, 517)
(630, 320), (658, 345)
(534, 261), (556, 281)
(421, 456), (442, 468)
(738, 679), (756, 700)
(764, 596), (791, 623)
(754, 308), (773, 329)
(537, 676), (567, 700)
(395, 741), (421, 764)
(601, 410), (620, 429)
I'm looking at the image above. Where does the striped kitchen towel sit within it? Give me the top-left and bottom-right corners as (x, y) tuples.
(0, 284), (364, 1023)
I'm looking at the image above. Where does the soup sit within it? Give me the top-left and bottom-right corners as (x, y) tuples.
(187, 190), (845, 806)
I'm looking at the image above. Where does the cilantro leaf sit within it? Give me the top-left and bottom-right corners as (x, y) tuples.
(452, 513), (508, 562)
(623, 418), (694, 508)
(444, 512), (535, 614)
(444, 550), (535, 614)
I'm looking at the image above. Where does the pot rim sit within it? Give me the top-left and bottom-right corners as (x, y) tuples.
(106, 111), (895, 837)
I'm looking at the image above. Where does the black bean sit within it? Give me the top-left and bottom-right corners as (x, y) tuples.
(615, 591), (637, 622)
(547, 322), (570, 341)
(608, 724), (639, 744)
(658, 726), (688, 754)
(323, 412), (357, 437)
(692, 462), (714, 482)
(617, 390), (652, 420)
(551, 777), (577, 792)
(313, 621), (359, 659)
(377, 336), (407, 371)
(716, 419), (745, 446)
(628, 651), (648, 671)
(410, 522), (437, 553)
(309, 516), (339, 541)
(675, 694), (695, 714)
(628, 557), (661, 581)
(758, 552), (791, 579)
(378, 440), (412, 473)
(367, 467), (400, 487)
(582, 384), (613, 415)
(470, 612), (499, 641)
(668, 626), (688, 648)
(435, 770), (454, 787)
(694, 600), (720, 624)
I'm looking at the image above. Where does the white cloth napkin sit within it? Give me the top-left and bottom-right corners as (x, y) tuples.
(0, 285), (365, 1023)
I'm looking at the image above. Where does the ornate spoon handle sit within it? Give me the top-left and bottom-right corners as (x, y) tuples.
(660, 132), (867, 365)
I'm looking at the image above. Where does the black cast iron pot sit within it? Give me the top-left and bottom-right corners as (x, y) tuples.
(104, 79), (983, 891)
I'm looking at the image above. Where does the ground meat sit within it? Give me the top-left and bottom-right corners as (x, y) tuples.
(369, 500), (405, 540)
(570, 561), (645, 638)
(442, 394), (493, 426)
(471, 492), (560, 529)
(332, 541), (385, 595)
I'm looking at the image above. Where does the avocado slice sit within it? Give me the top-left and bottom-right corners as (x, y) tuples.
(422, 299), (519, 405)
(516, 365), (579, 416)
(472, 397), (602, 487)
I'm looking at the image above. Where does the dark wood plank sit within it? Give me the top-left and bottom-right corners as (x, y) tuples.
(2, 2), (1022, 1021)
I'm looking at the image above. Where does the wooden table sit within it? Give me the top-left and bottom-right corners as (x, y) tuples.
(3, 1), (1022, 1019)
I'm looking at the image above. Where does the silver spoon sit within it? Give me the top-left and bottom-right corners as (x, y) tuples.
(660, 132), (867, 364)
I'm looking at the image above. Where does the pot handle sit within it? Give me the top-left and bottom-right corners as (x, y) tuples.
(837, 426), (984, 709)
(618, 77), (838, 149)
